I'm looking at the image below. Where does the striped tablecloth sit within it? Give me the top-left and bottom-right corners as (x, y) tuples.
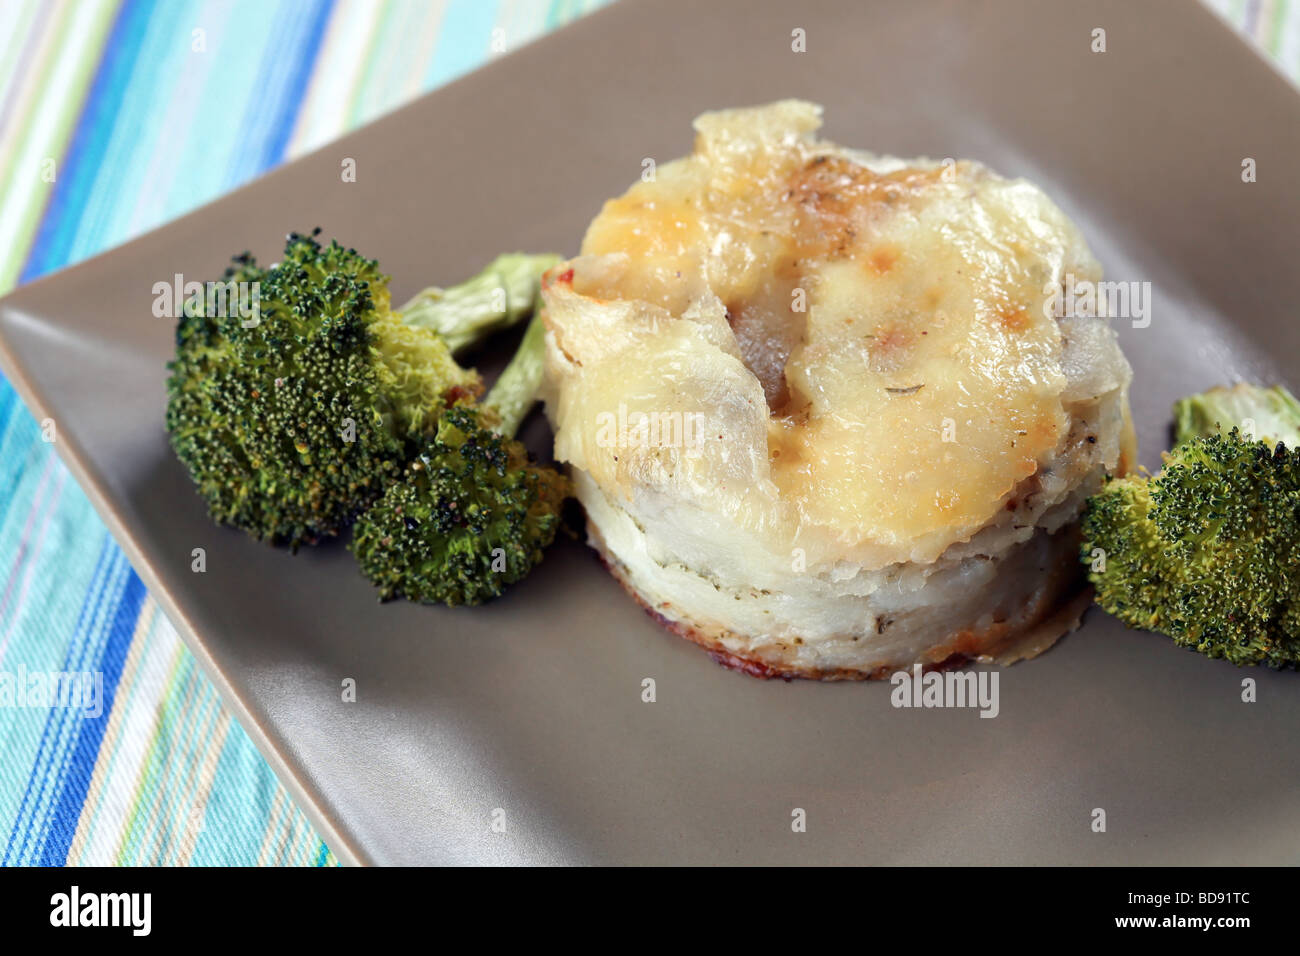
(0, 0), (1292, 866)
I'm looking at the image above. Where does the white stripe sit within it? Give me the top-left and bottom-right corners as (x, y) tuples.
(85, 618), (183, 865)
(285, 0), (385, 157)
(129, 656), (204, 864)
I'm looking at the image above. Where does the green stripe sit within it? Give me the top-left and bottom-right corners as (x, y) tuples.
(1271, 0), (1289, 56)
(349, 4), (396, 126)
(0, 0), (118, 291)
(112, 643), (184, 865)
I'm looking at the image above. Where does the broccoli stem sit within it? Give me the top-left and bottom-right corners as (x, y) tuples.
(485, 313), (547, 438)
(1173, 383), (1300, 450)
(398, 252), (560, 354)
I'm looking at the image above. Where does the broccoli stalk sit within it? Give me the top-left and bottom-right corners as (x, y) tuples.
(481, 310), (548, 436)
(1082, 383), (1300, 667)
(351, 314), (570, 606)
(399, 253), (561, 354)
(165, 231), (557, 548)
(1173, 382), (1300, 450)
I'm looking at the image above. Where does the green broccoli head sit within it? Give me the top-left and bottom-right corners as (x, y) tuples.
(351, 403), (570, 606)
(165, 231), (554, 548)
(351, 314), (569, 605)
(1082, 428), (1300, 667)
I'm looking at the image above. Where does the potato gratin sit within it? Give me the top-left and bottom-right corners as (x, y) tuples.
(540, 100), (1134, 679)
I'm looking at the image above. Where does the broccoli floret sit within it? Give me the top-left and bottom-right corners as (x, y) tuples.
(165, 229), (557, 547)
(1173, 382), (1300, 450)
(1082, 384), (1300, 667)
(351, 314), (570, 605)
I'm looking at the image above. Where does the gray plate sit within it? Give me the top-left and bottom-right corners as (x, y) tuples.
(2, 0), (1298, 865)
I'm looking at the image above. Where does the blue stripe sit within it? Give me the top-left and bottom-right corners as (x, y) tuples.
(221, 0), (333, 188)
(260, 0), (334, 168)
(0, 378), (16, 429)
(18, 0), (151, 282)
(10, 544), (128, 865)
(23, 547), (131, 864)
(0, 392), (31, 527)
(37, 569), (146, 865)
(1, 538), (114, 865)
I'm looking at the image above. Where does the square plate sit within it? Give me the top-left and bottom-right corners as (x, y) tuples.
(3, 0), (1299, 865)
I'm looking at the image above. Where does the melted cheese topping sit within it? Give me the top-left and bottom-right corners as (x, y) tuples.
(545, 100), (1102, 569)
